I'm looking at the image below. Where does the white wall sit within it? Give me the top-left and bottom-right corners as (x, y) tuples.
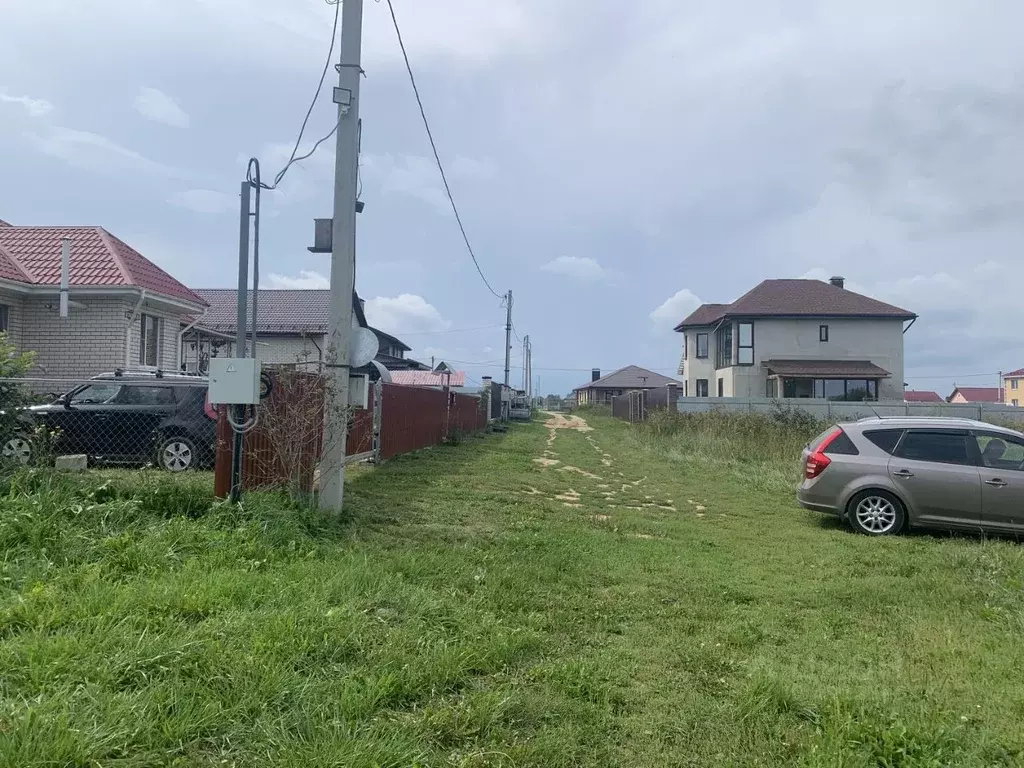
(680, 317), (906, 399)
(253, 334), (327, 371)
(20, 297), (132, 379)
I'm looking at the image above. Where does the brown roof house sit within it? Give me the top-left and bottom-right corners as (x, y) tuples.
(182, 289), (429, 374)
(673, 277), (916, 401)
(0, 222), (206, 380)
(948, 387), (1004, 404)
(573, 365), (681, 406)
(904, 390), (943, 403)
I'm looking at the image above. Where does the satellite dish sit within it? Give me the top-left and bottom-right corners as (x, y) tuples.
(349, 326), (379, 368)
(369, 359), (392, 383)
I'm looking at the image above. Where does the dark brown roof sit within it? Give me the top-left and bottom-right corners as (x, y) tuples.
(675, 279), (915, 330)
(573, 365), (681, 392)
(193, 289), (367, 334)
(763, 359), (892, 378)
(1004, 368), (1024, 378)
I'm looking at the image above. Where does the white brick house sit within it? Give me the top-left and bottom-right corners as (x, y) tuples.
(0, 222), (206, 380)
(182, 289), (430, 374)
(675, 277), (917, 401)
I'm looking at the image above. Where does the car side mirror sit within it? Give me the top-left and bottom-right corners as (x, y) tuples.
(60, 396), (72, 410)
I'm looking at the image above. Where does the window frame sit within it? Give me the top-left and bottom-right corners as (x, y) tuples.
(819, 324), (829, 342)
(737, 321), (754, 366)
(695, 333), (709, 359)
(892, 429), (979, 467)
(1012, 379), (1019, 391)
(715, 324), (733, 368)
(0, 303), (9, 334)
(696, 379), (709, 398)
(972, 431), (1024, 473)
(139, 314), (160, 367)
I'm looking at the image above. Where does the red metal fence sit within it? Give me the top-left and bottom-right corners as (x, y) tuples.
(214, 373), (487, 496)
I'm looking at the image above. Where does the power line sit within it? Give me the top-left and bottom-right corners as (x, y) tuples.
(384, 0), (502, 300)
(254, 0), (342, 190)
(511, 321), (522, 343)
(388, 324), (504, 336)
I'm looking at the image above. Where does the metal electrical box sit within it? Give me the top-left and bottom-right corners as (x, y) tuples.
(349, 374), (370, 409)
(208, 358), (262, 405)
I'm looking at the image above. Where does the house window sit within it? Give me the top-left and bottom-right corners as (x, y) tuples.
(684, 380), (688, 397)
(715, 324), (732, 368)
(717, 378), (724, 397)
(696, 333), (709, 359)
(766, 378), (778, 398)
(682, 334), (687, 360)
(139, 314), (160, 367)
(784, 378), (878, 401)
(819, 324), (829, 342)
(737, 322), (753, 365)
(696, 379), (709, 397)
(0, 304), (8, 333)
(1013, 399), (1019, 406)
(1013, 380), (1020, 390)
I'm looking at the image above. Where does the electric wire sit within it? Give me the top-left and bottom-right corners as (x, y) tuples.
(384, 0), (502, 299)
(253, 0), (342, 191)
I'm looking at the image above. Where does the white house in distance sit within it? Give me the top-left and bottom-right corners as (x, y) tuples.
(674, 277), (916, 401)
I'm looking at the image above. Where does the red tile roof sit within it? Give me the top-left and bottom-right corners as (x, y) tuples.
(389, 370), (466, 387)
(0, 225), (204, 306)
(676, 279), (915, 329)
(951, 387), (1003, 403)
(904, 390), (943, 403)
(1004, 368), (1024, 378)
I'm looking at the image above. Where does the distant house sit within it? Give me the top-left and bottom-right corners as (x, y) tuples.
(904, 390), (943, 403)
(182, 289), (428, 373)
(0, 221), (206, 379)
(674, 277), (915, 400)
(1003, 368), (1024, 407)
(948, 386), (1004, 404)
(573, 365), (681, 406)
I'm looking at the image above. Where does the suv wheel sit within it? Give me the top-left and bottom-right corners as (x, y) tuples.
(847, 490), (906, 536)
(2, 435), (32, 465)
(158, 436), (196, 472)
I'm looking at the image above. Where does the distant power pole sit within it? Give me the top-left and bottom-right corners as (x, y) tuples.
(319, 0), (364, 513)
(503, 290), (513, 386)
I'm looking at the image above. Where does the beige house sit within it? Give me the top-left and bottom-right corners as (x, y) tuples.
(1003, 369), (1024, 407)
(0, 222), (206, 381)
(675, 277), (915, 401)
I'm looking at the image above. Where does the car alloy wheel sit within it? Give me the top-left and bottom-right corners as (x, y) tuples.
(854, 494), (898, 534)
(160, 438), (195, 472)
(2, 436), (32, 465)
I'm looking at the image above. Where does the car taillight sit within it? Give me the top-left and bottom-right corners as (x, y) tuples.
(805, 427), (842, 479)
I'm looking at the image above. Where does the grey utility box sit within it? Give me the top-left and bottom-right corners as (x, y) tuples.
(208, 358), (262, 405)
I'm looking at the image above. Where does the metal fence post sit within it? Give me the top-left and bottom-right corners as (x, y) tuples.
(372, 379), (383, 461)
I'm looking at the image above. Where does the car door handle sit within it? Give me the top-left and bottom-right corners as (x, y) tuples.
(892, 469), (914, 478)
(984, 478), (1008, 487)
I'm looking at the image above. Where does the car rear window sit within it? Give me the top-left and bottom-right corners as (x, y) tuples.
(863, 428), (903, 455)
(824, 429), (859, 456)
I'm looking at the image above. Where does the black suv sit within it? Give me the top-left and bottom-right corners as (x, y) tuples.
(2, 370), (217, 472)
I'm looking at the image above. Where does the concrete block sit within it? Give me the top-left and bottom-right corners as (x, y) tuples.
(55, 454), (88, 471)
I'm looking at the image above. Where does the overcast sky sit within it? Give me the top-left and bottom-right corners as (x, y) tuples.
(2, 0), (1022, 396)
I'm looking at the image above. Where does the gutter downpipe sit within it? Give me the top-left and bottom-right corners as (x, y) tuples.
(125, 290), (147, 369)
(178, 309), (208, 371)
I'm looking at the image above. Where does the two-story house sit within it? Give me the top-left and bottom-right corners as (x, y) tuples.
(674, 277), (916, 401)
(1003, 369), (1024, 407)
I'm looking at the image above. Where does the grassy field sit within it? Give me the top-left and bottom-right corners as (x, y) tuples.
(1, 412), (1023, 766)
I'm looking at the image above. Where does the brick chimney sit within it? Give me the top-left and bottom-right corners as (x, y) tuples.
(829, 276), (845, 289)
(591, 368), (601, 382)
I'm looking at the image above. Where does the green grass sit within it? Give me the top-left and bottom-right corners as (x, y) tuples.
(1, 414), (1023, 766)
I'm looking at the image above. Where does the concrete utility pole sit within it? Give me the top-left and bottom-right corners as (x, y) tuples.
(319, 0), (364, 512)
(503, 290), (513, 387)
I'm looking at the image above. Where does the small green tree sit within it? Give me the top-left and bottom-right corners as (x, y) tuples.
(0, 332), (36, 452)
